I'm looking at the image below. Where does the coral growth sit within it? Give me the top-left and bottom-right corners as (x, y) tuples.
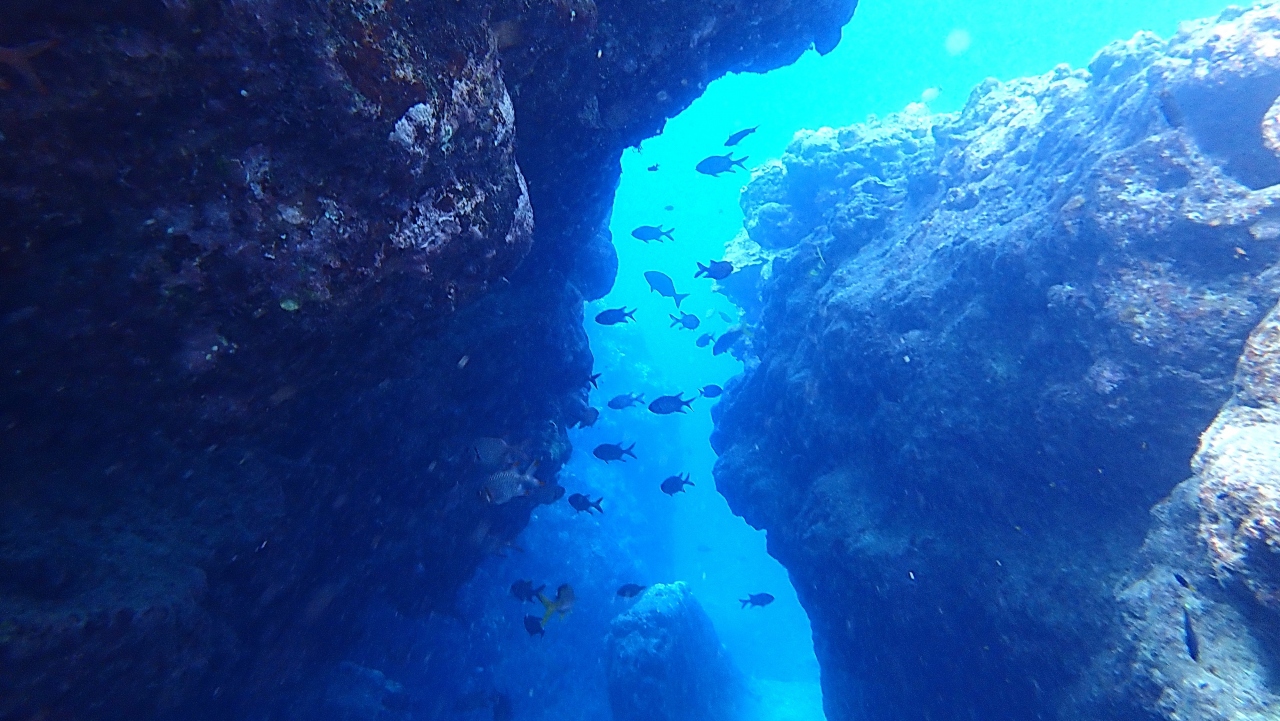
(713, 4), (1280, 720)
(605, 582), (746, 721)
(0, 0), (858, 717)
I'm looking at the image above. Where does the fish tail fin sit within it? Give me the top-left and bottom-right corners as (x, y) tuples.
(593, 498), (604, 514)
(637, 394), (644, 403)
(734, 156), (748, 168)
(663, 228), (675, 241)
(538, 594), (558, 624)
(674, 293), (689, 308)
(535, 584), (545, 596)
(625, 308), (635, 320)
(739, 598), (749, 609)
(624, 443), (636, 458)
(670, 314), (680, 327)
(695, 262), (708, 278)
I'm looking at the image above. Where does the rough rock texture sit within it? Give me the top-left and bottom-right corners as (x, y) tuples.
(0, 0), (856, 718)
(1097, 302), (1280, 721)
(713, 5), (1280, 721)
(605, 582), (745, 721)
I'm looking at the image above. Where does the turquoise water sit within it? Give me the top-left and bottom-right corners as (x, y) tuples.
(552, 0), (1237, 717)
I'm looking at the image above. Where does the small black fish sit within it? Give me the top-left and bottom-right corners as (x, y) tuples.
(587, 372), (601, 389)
(1183, 608), (1199, 661)
(632, 225), (675, 243)
(647, 163), (660, 172)
(718, 311), (733, 323)
(493, 692), (513, 721)
(700, 384), (723, 398)
(695, 260), (734, 280)
(649, 393), (694, 415)
(526, 482), (566, 505)
(511, 579), (545, 603)
(724, 126), (758, 146)
(575, 406), (600, 428)
(1174, 572), (1196, 591)
(608, 393), (645, 410)
(524, 614), (545, 637)
(644, 271), (689, 308)
(696, 153), (748, 177)
(595, 307), (636, 325)
(661, 473), (693, 495)
(617, 583), (647, 598)
(568, 493), (604, 514)
(696, 332), (715, 348)
(740, 593), (775, 609)
(669, 312), (700, 330)
(713, 328), (745, 356)
(593, 442), (637, 463)
(664, 205), (675, 211)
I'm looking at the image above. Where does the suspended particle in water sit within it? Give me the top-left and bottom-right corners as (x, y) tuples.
(945, 29), (971, 56)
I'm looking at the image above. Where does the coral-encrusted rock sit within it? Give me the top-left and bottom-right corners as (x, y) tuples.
(1199, 306), (1280, 609)
(713, 4), (1280, 721)
(605, 582), (745, 721)
(0, 0), (859, 718)
(3, 1), (531, 318)
(492, 0), (859, 298)
(1093, 304), (1280, 721)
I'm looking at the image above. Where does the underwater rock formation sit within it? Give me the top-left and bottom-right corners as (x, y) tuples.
(605, 582), (745, 721)
(1097, 302), (1280, 721)
(0, 0), (856, 719)
(714, 4), (1280, 721)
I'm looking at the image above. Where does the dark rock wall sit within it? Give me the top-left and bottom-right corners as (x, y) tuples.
(713, 5), (1280, 721)
(0, 0), (856, 719)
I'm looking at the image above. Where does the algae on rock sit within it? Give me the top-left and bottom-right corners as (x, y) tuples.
(606, 582), (747, 721)
(713, 4), (1280, 721)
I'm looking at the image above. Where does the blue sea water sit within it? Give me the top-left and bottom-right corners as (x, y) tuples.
(486, 0), (1237, 718)
(1, 0), (1266, 718)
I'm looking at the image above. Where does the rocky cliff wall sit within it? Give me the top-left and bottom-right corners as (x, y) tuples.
(713, 5), (1280, 720)
(0, 0), (856, 718)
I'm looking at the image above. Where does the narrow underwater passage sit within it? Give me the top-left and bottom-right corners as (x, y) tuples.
(481, 1), (1242, 719)
(574, 140), (826, 715)
(4, 0), (1266, 718)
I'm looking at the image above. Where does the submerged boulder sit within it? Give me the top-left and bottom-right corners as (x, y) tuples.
(605, 582), (745, 721)
(714, 4), (1280, 721)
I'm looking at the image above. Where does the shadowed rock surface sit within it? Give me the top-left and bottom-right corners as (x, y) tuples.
(0, 0), (856, 718)
(605, 582), (746, 721)
(1096, 302), (1280, 721)
(713, 4), (1280, 720)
